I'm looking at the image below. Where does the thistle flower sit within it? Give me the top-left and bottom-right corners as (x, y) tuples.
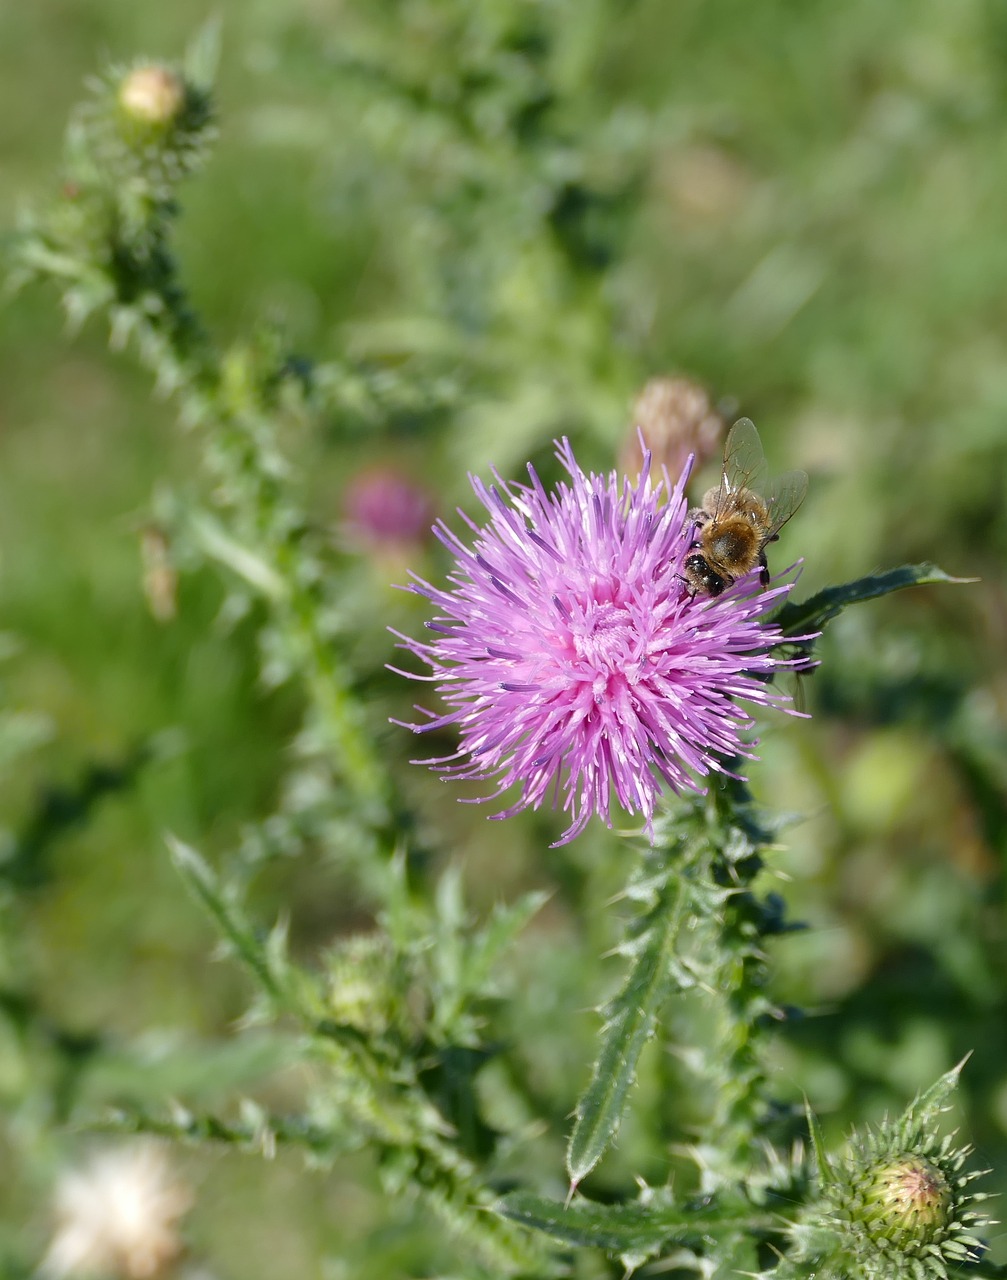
(393, 439), (805, 845)
(342, 466), (437, 558)
(40, 1142), (193, 1279)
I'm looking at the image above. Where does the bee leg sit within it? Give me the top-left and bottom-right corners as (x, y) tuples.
(758, 550), (771, 588)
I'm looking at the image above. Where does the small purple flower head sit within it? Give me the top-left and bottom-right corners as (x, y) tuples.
(393, 440), (806, 845)
(342, 466), (436, 556)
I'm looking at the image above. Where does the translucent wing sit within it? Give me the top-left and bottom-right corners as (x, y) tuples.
(710, 418), (768, 516)
(763, 468), (809, 542)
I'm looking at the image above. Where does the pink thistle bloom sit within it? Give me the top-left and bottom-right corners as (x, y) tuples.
(392, 440), (806, 845)
(343, 466), (436, 554)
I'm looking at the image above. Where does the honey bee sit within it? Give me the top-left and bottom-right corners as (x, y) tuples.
(683, 418), (807, 598)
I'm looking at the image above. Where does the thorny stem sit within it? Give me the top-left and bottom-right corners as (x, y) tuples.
(55, 199), (395, 822)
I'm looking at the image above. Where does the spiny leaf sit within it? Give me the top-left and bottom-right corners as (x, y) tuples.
(188, 511), (290, 602)
(464, 889), (551, 993)
(908, 1053), (971, 1124)
(497, 1189), (769, 1255)
(184, 12), (223, 90)
(804, 1097), (833, 1188)
(497, 1190), (703, 1253)
(97, 1100), (354, 1160)
(168, 836), (289, 1007)
(566, 868), (685, 1186)
(774, 563), (974, 639)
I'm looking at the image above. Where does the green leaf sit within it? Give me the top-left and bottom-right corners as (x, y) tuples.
(96, 1100), (358, 1162)
(188, 512), (290, 602)
(804, 1097), (833, 1188)
(184, 13), (223, 90)
(497, 1190), (703, 1253)
(496, 1189), (769, 1256)
(908, 1052), (970, 1121)
(566, 867), (685, 1187)
(462, 888), (552, 998)
(168, 836), (290, 1008)
(774, 563), (974, 639)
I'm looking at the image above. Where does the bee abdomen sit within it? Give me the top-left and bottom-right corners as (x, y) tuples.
(709, 524), (757, 563)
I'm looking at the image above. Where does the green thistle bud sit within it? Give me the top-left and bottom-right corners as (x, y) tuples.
(825, 1137), (989, 1278)
(859, 1155), (953, 1250)
(70, 60), (215, 214)
(791, 1061), (994, 1279)
(112, 61), (213, 175)
(326, 934), (396, 1035)
(323, 934), (429, 1041)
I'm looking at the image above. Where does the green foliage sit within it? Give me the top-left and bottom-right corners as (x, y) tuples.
(2, 3), (1005, 1278)
(503, 1067), (997, 1278)
(567, 784), (799, 1191)
(774, 563), (976, 644)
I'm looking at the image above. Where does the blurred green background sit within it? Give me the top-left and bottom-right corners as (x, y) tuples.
(2, 0), (1007, 1275)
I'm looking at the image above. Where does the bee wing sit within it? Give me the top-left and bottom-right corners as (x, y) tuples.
(763, 468), (809, 541)
(712, 418), (768, 515)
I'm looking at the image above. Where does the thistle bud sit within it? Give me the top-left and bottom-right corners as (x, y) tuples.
(858, 1155), (953, 1249)
(825, 1140), (989, 1278)
(794, 1063), (994, 1279)
(620, 376), (723, 483)
(118, 65), (187, 130)
(325, 934), (397, 1036)
(78, 60), (214, 200)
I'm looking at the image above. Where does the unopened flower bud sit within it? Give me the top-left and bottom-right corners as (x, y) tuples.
(859, 1155), (954, 1249)
(118, 65), (187, 129)
(326, 934), (426, 1037)
(804, 1065), (994, 1280)
(620, 376), (723, 483)
(82, 60), (212, 195)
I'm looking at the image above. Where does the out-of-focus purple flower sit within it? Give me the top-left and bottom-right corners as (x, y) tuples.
(343, 466), (436, 555)
(393, 440), (806, 845)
